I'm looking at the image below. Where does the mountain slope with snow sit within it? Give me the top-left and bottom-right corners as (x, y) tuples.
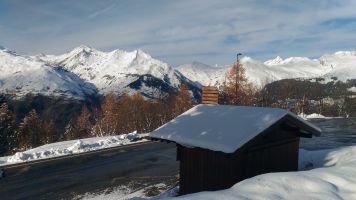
(319, 51), (356, 81)
(176, 61), (227, 87)
(177, 52), (355, 88)
(0, 45), (199, 99)
(0, 47), (97, 99)
(39, 45), (195, 98)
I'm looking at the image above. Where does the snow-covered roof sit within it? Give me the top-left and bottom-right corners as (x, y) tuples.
(149, 105), (321, 153)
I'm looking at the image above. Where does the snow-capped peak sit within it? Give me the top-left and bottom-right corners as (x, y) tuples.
(333, 51), (356, 57)
(135, 49), (151, 59)
(283, 57), (311, 63)
(264, 56), (311, 66)
(64, 45), (98, 59)
(264, 56), (283, 66)
(0, 45), (17, 56)
(71, 45), (95, 53)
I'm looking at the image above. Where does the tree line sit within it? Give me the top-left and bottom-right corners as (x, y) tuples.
(259, 78), (356, 117)
(0, 85), (193, 156)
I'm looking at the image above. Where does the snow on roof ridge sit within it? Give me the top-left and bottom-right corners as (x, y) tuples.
(150, 104), (320, 153)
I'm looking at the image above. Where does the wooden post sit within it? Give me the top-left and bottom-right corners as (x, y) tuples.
(201, 86), (218, 104)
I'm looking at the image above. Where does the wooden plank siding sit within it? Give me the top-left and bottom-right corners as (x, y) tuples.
(178, 120), (301, 195)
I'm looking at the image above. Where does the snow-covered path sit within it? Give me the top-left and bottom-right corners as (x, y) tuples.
(0, 142), (178, 199)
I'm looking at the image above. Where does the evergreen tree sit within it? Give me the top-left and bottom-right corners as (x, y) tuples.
(41, 120), (55, 144)
(18, 109), (42, 150)
(0, 103), (18, 155)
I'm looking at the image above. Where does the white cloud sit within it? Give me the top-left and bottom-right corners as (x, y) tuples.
(1, 0), (356, 65)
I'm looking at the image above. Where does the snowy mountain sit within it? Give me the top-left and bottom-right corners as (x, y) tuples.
(1, 45), (355, 100)
(0, 45), (198, 100)
(176, 61), (227, 87)
(319, 51), (356, 81)
(176, 52), (356, 88)
(38, 45), (196, 98)
(0, 47), (97, 100)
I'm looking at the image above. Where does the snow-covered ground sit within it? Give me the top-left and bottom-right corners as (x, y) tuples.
(298, 113), (345, 119)
(299, 113), (327, 119)
(0, 131), (148, 166)
(77, 183), (178, 200)
(76, 145), (356, 200)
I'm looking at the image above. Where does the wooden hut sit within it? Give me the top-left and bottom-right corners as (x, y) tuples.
(149, 104), (321, 195)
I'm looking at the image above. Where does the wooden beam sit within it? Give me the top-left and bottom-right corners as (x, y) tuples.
(201, 93), (218, 98)
(201, 101), (218, 104)
(201, 86), (219, 104)
(202, 86), (218, 90)
(202, 99), (219, 103)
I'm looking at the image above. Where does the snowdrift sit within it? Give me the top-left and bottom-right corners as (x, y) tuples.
(0, 131), (147, 166)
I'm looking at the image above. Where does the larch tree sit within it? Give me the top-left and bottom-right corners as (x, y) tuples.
(93, 93), (121, 136)
(130, 92), (147, 133)
(171, 84), (194, 117)
(221, 60), (255, 105)
(117, 92), (148, 134)
(65, 105), (94, 139)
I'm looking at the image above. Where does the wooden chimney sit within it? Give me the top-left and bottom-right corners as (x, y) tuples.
(201, 86), (218, 104)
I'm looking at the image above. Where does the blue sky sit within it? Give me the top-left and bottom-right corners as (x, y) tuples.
(1, 0), (356, 66)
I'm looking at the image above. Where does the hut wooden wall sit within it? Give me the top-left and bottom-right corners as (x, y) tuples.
(178, 129), (300, 195)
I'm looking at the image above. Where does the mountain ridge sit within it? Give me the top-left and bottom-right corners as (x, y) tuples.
(177, 51), (356, 88)
(0, 45), (355, 99)
(1, 45), (200, 99)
